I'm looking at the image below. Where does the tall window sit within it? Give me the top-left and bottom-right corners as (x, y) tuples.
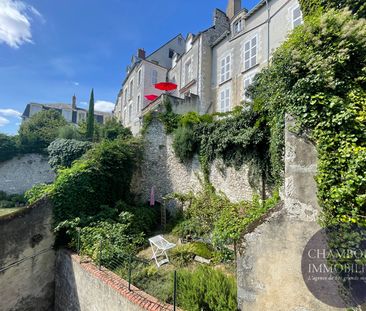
(152, 70), (158, 85)
(169, 49), (174, 58)
(128, 103), (132, 123)
(244, 35), (257, 71)
(129, 80), (134, 99)
(138, 70), (142, 86)
(123, 107), (127, 124)
(220, 54), (231, 83)
(137, 95), (140, 113)
(220, 88), (230, 113)
(184, 59), (192, 85)
(124, 88), (128, 103)
(243, 74), (255, 102)
(292, 6), (303, 28)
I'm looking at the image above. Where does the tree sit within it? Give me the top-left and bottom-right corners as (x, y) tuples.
(0, 134), (18, 162)
(299, 0), (366, 18)
(86, 88), (95, 141)
(100, 118), (132, 140)
(18, 110), (67, 153)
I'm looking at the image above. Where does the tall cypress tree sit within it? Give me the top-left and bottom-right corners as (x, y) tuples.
(86, 88), (95, 141)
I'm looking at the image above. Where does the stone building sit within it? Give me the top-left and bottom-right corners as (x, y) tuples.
(114, 0), (303, 134)
(22, 95), (111, 125)
(114, 35), (186, 135)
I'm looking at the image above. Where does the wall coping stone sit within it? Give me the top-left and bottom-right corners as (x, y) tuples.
(66, 250), (181, 311)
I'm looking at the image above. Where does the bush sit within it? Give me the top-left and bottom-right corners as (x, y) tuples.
(48, 138), (93, 170)
(58, 125), (81, 140)
(177, 266), (237, 311)
(0, 134), (18, 162)
(172, 126), (198, 162)
(18, 110), (67, 153)
(100, 118), (132, 140)
(25, 183), (52, 205)
(50, 137), (140, 228)
(0, 191), (26, 208)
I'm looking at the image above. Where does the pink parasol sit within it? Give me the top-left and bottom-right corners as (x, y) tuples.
(150, 186), (155, 207)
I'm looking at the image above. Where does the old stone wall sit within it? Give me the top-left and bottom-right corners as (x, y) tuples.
(0, 153), (55, 194)
(55, 250), (176, 311)
(132, 117), (256, 204)
(0, 198), (55, 311)
(236, 117), (342, 311)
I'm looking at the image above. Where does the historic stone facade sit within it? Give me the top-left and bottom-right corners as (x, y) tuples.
(114, 0), (303, 133)
(0, 154), (55, 194)
(131, 116), (256, 204)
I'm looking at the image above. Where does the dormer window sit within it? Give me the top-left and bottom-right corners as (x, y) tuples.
(234, 19), (243, 34)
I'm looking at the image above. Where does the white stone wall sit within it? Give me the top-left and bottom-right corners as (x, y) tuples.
(0, 154), (55, 194)
(131, 117), (256, 204)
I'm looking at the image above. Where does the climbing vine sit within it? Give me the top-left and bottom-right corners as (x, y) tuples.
(249, 9), (366, 226)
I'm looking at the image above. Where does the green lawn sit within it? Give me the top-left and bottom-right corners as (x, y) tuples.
(0, 207), (25, 217)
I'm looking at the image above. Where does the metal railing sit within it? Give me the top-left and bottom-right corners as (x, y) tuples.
(77, 231), (178, 310)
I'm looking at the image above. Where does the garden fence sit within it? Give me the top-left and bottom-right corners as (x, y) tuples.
(77, 231), (178, 310)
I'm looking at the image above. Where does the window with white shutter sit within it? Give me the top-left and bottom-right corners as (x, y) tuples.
(220, 88), (231, 113)
(292, 6), (303, 29)
(244, 35), (257, 71)
(152, 70), (158, 85)
(220, 54), (231, 83)
(243, 74), (255, 102)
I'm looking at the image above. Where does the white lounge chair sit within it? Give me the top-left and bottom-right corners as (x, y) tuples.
(148, 235), (176, 268)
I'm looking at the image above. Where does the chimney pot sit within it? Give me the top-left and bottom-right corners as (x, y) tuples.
(72, 94), (76, 110)
(226, 0), (241, 19)
(138, 48), (146, 60)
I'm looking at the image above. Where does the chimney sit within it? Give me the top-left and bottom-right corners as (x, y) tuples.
(72, 94), (76, 110)
(137, 48), (146, 60)
(226, 0), (241, 19)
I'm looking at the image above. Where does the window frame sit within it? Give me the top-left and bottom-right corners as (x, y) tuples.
(234, 19), (243, 34)
(138, 69), (142, 86)
(151, 69), (158, 85)
(219, 86), (231, 113)
(184, 58), (192, 85)
(220, 53), (231, 84)
(291, 5), (303, 29)
(136, 95), (140, 113)
(243, 34), (258, 71)
(129, 80), (134, 99)
(243, 73), (256, 102)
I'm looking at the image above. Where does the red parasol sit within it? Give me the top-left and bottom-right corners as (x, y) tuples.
(145, 94), (158, 101)
(154, 82), (177, 91)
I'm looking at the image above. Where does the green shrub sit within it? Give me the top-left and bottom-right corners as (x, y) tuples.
(51, 137), (140, 228)
(58, 125), (82, 140)
(77, 212), (145, 262)
(177, 266), (237, 311)
(18, 110), (67, 153)
(116, 201), (160, 236)
(48, 138), (93, 170)
(0, 134), (18, 162)
(172, 126), (198, 162)
(100, 118), (132, 140)
(25, 183), (52, 205)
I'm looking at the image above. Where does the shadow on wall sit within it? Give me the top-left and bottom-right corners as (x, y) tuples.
(54, 251), (81, 311)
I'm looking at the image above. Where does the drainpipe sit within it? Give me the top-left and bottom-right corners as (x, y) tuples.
(265, 0), (270, 66)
